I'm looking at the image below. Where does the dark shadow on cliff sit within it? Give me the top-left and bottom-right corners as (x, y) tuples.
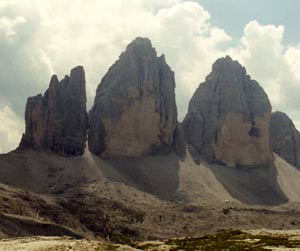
(100, 153), (180, 201)
(207, 162), (288, 206)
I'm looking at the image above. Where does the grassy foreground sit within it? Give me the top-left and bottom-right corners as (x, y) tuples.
(134, 230), (300, 251)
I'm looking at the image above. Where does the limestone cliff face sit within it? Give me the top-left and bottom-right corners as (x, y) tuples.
(88, 37), (177, 157)
(270, 111), (300, 168)
(183, 56), (273, 167)
(20, 66), (88, 156)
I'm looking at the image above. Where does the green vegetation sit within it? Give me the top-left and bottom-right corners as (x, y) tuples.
(142, 230), (300, 251)
(254, 234), (300, 248)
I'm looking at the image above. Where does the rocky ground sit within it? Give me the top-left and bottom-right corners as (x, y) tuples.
(2, 179), (300, 244)
(2, 149), (300, 247)
(2, 230), (300, 250)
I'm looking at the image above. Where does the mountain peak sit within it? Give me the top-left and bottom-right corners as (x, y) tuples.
(123, 37), (156, 58)
(211, 56), (247, 77)
(49, 75), (59, 88)
(70, 65), (85, 79)
(20, 67), (88, 156)
(184, 57), (273, 167)
(131, 37), (152, 46)
(88, 38), (177, 157)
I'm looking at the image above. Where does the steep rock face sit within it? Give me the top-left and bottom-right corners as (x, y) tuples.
(89, 37), (177, 157)
(270, 111), (300, 168)
(183, 56), (273, 167)
(20, 66), (88, 156)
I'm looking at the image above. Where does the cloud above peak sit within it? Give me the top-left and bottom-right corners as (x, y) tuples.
(0, 105), (23, 153)
(231, 20), (300, 116)
(0, 16), (26, 42)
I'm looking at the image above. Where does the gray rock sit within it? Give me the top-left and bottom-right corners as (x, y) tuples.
(20, 66), (88, 156)
(183, 56), (273, 167)
(88, 37), (177, 157)
(270, 111), (300, 168)
(172, 123), (186, 160)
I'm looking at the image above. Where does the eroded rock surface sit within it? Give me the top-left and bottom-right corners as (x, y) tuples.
(20, 66), (88, 156)
(270, 111), (300, 168)
(183, 56), (273, 167)
(89, 37), (177, 157)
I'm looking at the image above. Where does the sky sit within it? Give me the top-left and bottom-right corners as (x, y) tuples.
(0, 0), (300, 153)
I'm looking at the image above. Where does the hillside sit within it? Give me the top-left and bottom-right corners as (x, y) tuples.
(1, 148), (297, 205)
(1, 149), (300, 242)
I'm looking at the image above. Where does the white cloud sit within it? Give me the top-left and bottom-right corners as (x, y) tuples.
(232, 21), (286, 107)
(228, 20), (300, 128)
(0, 1), (300, 153)
(0, 0), (231, 115)
(0, 1), (10, 10)
(0, 16), (25, 42)
(0, 105), (23, 153)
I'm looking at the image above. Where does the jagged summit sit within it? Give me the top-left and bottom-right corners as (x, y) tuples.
(126, 37), (153, 49)
(117, 37), (156, 64)
(209, 55), (247, 77)
(20, 66), (88, 156)
(49, 74), (59, 87)
(88, 37), (177, 158)
(183, 56), (273, 167)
